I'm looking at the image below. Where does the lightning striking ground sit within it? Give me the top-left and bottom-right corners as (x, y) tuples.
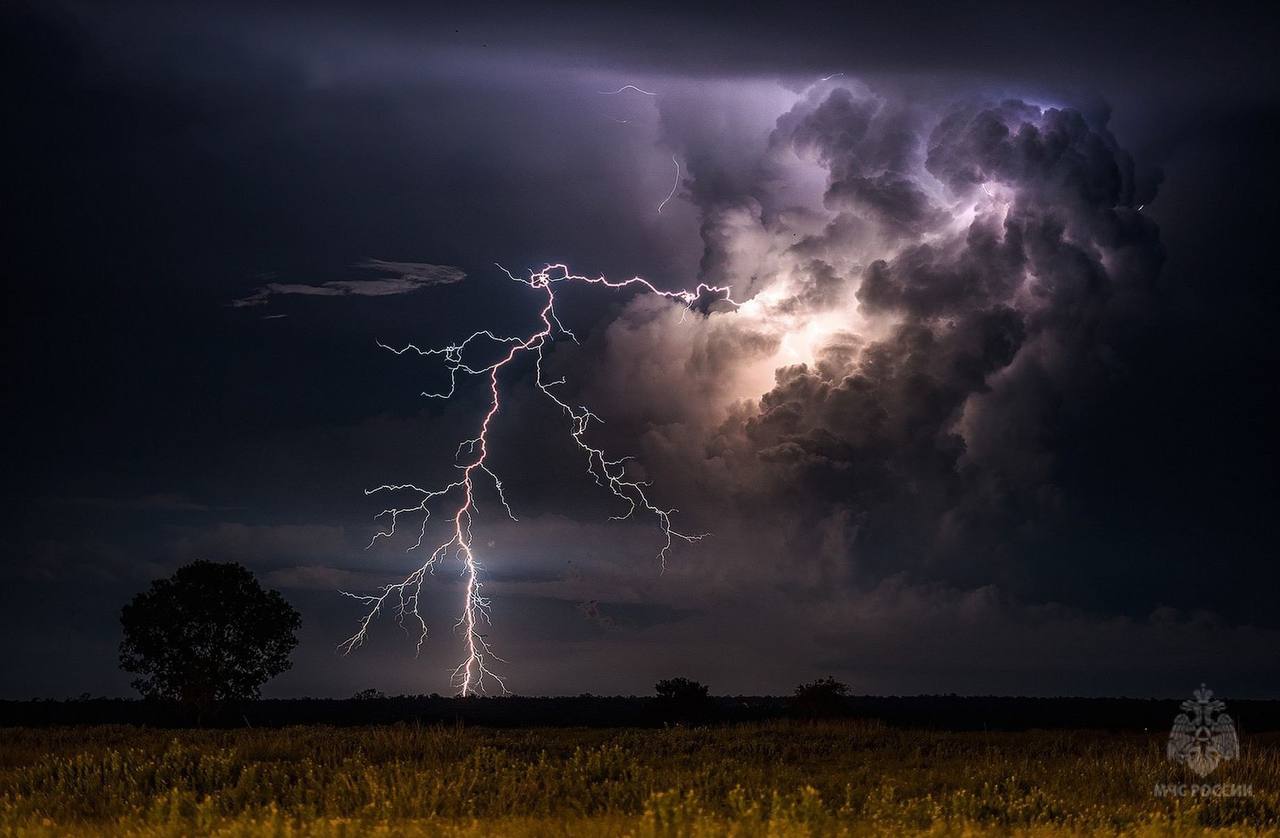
(339, 264), (737, 695)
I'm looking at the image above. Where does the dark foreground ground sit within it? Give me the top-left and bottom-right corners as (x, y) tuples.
(1, 721), (1277, 836)
(6, 694), (1280, 732)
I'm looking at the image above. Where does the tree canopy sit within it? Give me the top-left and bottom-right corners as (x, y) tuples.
(119, 561), (300, 718)
(792, 676), (850, 717)
(654, 677), (712, 721)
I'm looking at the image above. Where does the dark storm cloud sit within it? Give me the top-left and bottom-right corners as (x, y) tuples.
(4, 0), (1278, 697)
(780, 88), (945, 235)
(857, 225), (1027, 316)
(579, 78), (1270, 674)
(702, 94), (1164, 596)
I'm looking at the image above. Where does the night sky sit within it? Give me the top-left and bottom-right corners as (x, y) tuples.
(5, 1), (1279, 699)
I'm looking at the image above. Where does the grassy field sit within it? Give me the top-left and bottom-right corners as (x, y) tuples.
(0, 721), (1277, 836)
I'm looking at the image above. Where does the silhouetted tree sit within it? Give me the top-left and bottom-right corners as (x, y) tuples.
(654, 677), (712, 722)
(119, 561), (300, 723)
(792, 676), (850, 717)
(353, 688), (386, 700)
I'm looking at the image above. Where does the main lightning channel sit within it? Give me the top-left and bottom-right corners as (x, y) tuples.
(338, 264), (738, 695)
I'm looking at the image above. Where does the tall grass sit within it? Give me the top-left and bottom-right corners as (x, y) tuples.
(1, 721), (1276, 835)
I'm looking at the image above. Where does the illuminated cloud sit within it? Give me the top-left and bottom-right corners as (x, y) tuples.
(572, 82), (1164, 613)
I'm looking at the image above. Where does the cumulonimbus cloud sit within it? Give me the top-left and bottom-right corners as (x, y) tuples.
(562, 80), (1166, 617)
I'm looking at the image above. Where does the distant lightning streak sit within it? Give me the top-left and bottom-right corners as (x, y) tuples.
(598, 84), (656, 96)
(820, 72), (844, 81)
(658, 155), (681, 214)
(339, 264), (738, 695)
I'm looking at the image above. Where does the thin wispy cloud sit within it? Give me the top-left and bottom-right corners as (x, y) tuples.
(232, 259), (465, 307)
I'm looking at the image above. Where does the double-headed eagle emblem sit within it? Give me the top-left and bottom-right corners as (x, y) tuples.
(1167, 684), (1240, 777)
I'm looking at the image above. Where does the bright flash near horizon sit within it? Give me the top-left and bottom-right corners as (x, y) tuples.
(338, 265), (738, 695)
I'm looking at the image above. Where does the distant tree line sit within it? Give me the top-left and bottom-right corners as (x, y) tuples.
(69, 562), (1280, 732)
(112, 561), (864, 726)
(11, 691), (1280, 732)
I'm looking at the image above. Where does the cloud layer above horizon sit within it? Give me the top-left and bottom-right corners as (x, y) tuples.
(7, 1), (1278, 698)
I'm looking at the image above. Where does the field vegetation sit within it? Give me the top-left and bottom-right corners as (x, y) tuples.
(1, 721), (1277, 836)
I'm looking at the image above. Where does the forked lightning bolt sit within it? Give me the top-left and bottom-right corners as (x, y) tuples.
(338, 264), (738, 695)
